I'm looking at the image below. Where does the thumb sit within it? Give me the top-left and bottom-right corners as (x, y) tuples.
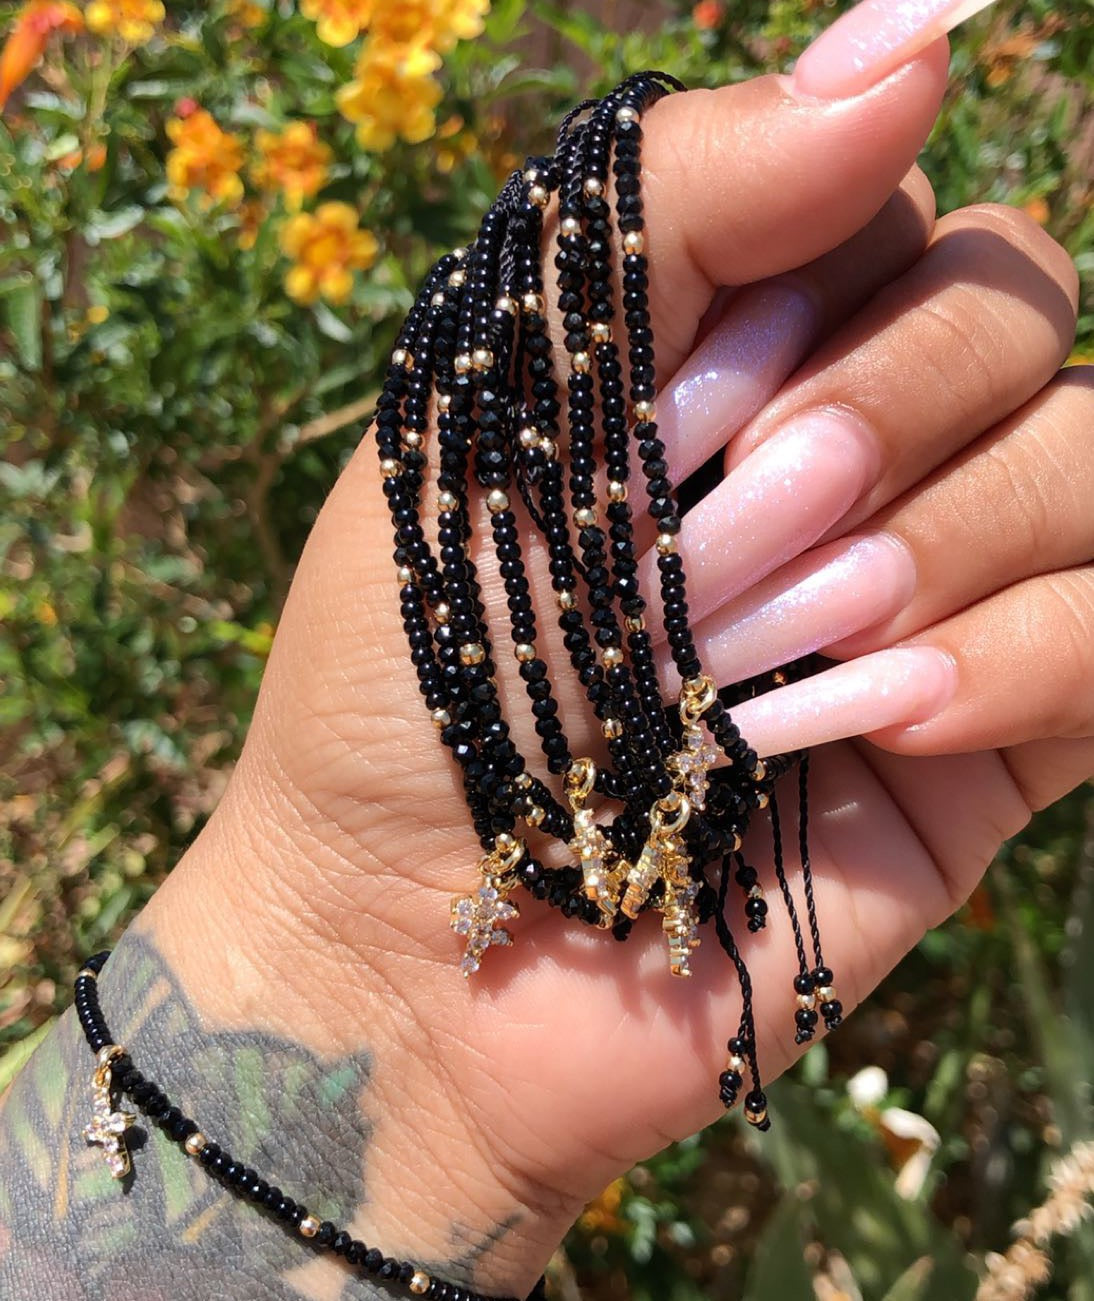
(641, 37), (951, 370)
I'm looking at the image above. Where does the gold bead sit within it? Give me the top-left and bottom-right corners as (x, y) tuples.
(183, 1132), (206, 1156)
(745, 1103), (768, 1127)
(752, 760), (767, 781)
(571, 350), (591, 373)
(487, 488), (510, 513)
(591, 322), (612, 345)
(748, 885), (764, 900)
(634, 398), (656, 421)
(454, 352), (472, 375)
(602, 646), (623, 668)
(391, 347), (408, 367)
(607, 479), (627, 502)
(431, 291), (446, 307)
(728, 1054), (745, 1072)
(616, 106), (639, 124)
(518, 426), (539, 449)
(299, 1215), (321, 1238)
(602, 718), (623, 740)
(379, 458), (401, 479)
(624, 615), (645, 634)
(472, 347), (495, 371)
(396, 566), (414, 584)
(77, 966), (99, 982)
(460, 642), (486, 665)
(656, 533), (677, 556)
(448, 268), (466, 287)
(495, 831), (517, 853)
(451, 245), (467, 261)
(523, 167), (540, 184)
(529, 183), (549, 208)
(539, 436), (557, 460)
(410, 1273), (431, 1296)
(403, 430), (422, 449)
(434, 602), (450, 625)
(797, 993), (816, 1010)
(515, 643), (536, 663)
(522, 291), (545, 315)
(583, 176), (603, 197)
(817, 985), (836, 1003)
(623, 231), (645, 256)
(437, 393), (452, 413)
(431, 708), (451, 729)
(574, 506), (597, 528)
(514, 771), (533, 789)
(496, 294), (517, 315)
(757, 792), (770, 809)
(558, 589), (577, 611)
(438, 490), (458, 512)
(560, 216), (581, 237)
(526, 804), (546, 826)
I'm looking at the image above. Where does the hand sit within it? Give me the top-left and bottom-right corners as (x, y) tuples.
(118, 26), (1088, 1301)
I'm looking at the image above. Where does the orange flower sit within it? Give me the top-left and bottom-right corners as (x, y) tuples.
(279, 200), (378, 304)
(54, 140), (108, 170)
(165, 107), (245, 208)
(370, 0), (488, 54)
(336, 39), (442, 151)
(0, 0), (83, 113)
(1022, 196), (1050, 227)
(226, 0), (267, 29)
(253, 120), (331, 210)
(300, 0), (374, 47)
(692, 0), (723, 30)
(236, 198), (267, 250)
(85, 0), (165, 43)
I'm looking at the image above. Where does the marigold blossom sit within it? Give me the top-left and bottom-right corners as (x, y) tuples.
(300, 0), (374, 47)
(336, 40), (443, 151)
(279, 200), (378, 305)
(253, 120), (331, 210)
(0, 0), (83, 112)
(165, 107), (245, 208)
(85, 0), (166, 43)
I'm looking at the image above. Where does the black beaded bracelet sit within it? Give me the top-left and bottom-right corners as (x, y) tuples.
(74, 951), (546, 1301)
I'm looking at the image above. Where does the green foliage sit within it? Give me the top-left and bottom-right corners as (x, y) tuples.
(1, 0), (1092, 1297)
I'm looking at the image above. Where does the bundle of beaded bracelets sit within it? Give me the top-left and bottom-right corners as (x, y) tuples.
(74, 71), (843, 1301)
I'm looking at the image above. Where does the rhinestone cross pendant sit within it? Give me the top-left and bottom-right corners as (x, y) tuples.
(84, 1048), (137, 1179)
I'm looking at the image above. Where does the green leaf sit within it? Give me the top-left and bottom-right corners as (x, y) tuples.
(313, 301), (353, 343)
(742, 1196), (815, 1301)
(0, 278), (43, 371)
(879, 1257), (941, 1301)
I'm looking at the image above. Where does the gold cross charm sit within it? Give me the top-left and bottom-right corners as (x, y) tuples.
(83, 1045), (137, 1178)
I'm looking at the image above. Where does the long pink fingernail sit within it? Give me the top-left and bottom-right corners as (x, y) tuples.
(792, 0), (998, 100)
(728, 645), (958, 757)
(659, 283), (817, 484)
(646, 407), (880, 628)
(686, 533), (916, 685)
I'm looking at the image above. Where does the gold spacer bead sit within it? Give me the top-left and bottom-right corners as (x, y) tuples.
(515, 643), (536, 663)
(571, 350), (591, 373)
(634, 398), (656, 421)
(448, 268), (466, 287)
(591, 322), (612, 345)
(410, 1273), (432, 1296)
(752, 760), (767, 781)
(495, 831), (517, 853)
(528, 183), (549, 208)
(496, 294), (517, 316)
(539, 436), (557, 460)
(817, 985), (836, 1003)
(454, 352), (472, 375)
(184, 1132), (207, 1157)
(77, 966), (99, 982)
(514, 771), (533, 789)
(526, 804), (546, 826)
(607, 479), (627, 503)
(403, 430), (422, 450)
(299, 1215), (321, 1238)
(558, 589), (577, 611)
(583, 176), (604, 197)
(518, 426), (539, 449)
(728, 1054), (745, 1072)
(730, 831), (743, 852)
(623, 231), (645, 256)
(430, 291), (446, 307)
(757, 792), (770, 810)
(748, 885), (764, 900)
(656, 533), (677, 556)
(434, 602), (450, 625)
(451, 246), (467, 261)
(560, 216), (581, 237)
(397, 566), (414, 585)
(522, 291), (546, 315)
(460, 642), (486, 666)
(523, 167), (539, 184)
(574, 506), (597, 528)
(745, 1104), (768, 1127)
(616, 106), (640, 124)
(391, 347), (408, 367)
(602, 646), (623, 668)
(471, 347), (495, 371)
(431, 708), (451, 729)
(798, 993), (816, 1010)
(602, 717), (623, 740)
(379, 458), (401, 479)
(437, 393), (452, 413)
(438, 490), (458, 512)
(624, 614), (645, 634)
(486, 488), (510, 514)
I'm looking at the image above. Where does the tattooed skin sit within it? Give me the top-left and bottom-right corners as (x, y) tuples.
(0, 925), (513, 1300)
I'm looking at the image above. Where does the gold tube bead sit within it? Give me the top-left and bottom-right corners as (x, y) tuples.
(522, 291), (545, 315)
(515, 643), (536, 663)
(602, 718), (623, 740)
(379, 458), (401, 479)
(431, 708), (451, 729)
(607, 480), (627, 502)
(453, 353), (472, 375)
(448, 268), (465, 287)
(591, 322), (612, 345)
(655, 533), (677, 556)
(183, 1132), (207, 1157)
(410, 1272), (432, 1295)
(583, 176), (603, 197)
(574, 506), (597, 528)
(623, 231), (645, 256)
(438, 490), (458, 512)
(487, 489), (510, 514)
(571, 350), (591, 374)
(528, 184), (549, 207)
(471, 347), (495, 371)
(558, 589), (577, 611)
(460, 642), (486, 666)
(633, 398), (656, 421)
(602, 646), (623, 668)
(298, 1215), (321, 1238)
(560, 216), (581, 237)
(396, 566), (414, 585)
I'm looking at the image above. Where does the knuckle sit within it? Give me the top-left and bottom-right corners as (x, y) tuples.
(958, 202), (1080, 310)
(1036, 571), (1094, 735)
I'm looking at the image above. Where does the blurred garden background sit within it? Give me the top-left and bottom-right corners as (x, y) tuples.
(1, 0), (1093, 1296)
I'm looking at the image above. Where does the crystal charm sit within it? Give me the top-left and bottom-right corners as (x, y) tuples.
(84, 1047), (136, 1179)
(450, 836), (524, 975)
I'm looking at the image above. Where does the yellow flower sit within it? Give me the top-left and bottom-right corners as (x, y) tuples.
(236, 198), (267, 250)
(253, 120), (331, 210)
(85, 0), (165, 43)
(432, 0), (489, 48)
(165, 107), (245, 208)
(279, 200), (378, 305)
(225, 0), (267, 29)
(300, 0), (374, 47)
(368, 0), (488, 53)
(336, 39), (442, 151)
